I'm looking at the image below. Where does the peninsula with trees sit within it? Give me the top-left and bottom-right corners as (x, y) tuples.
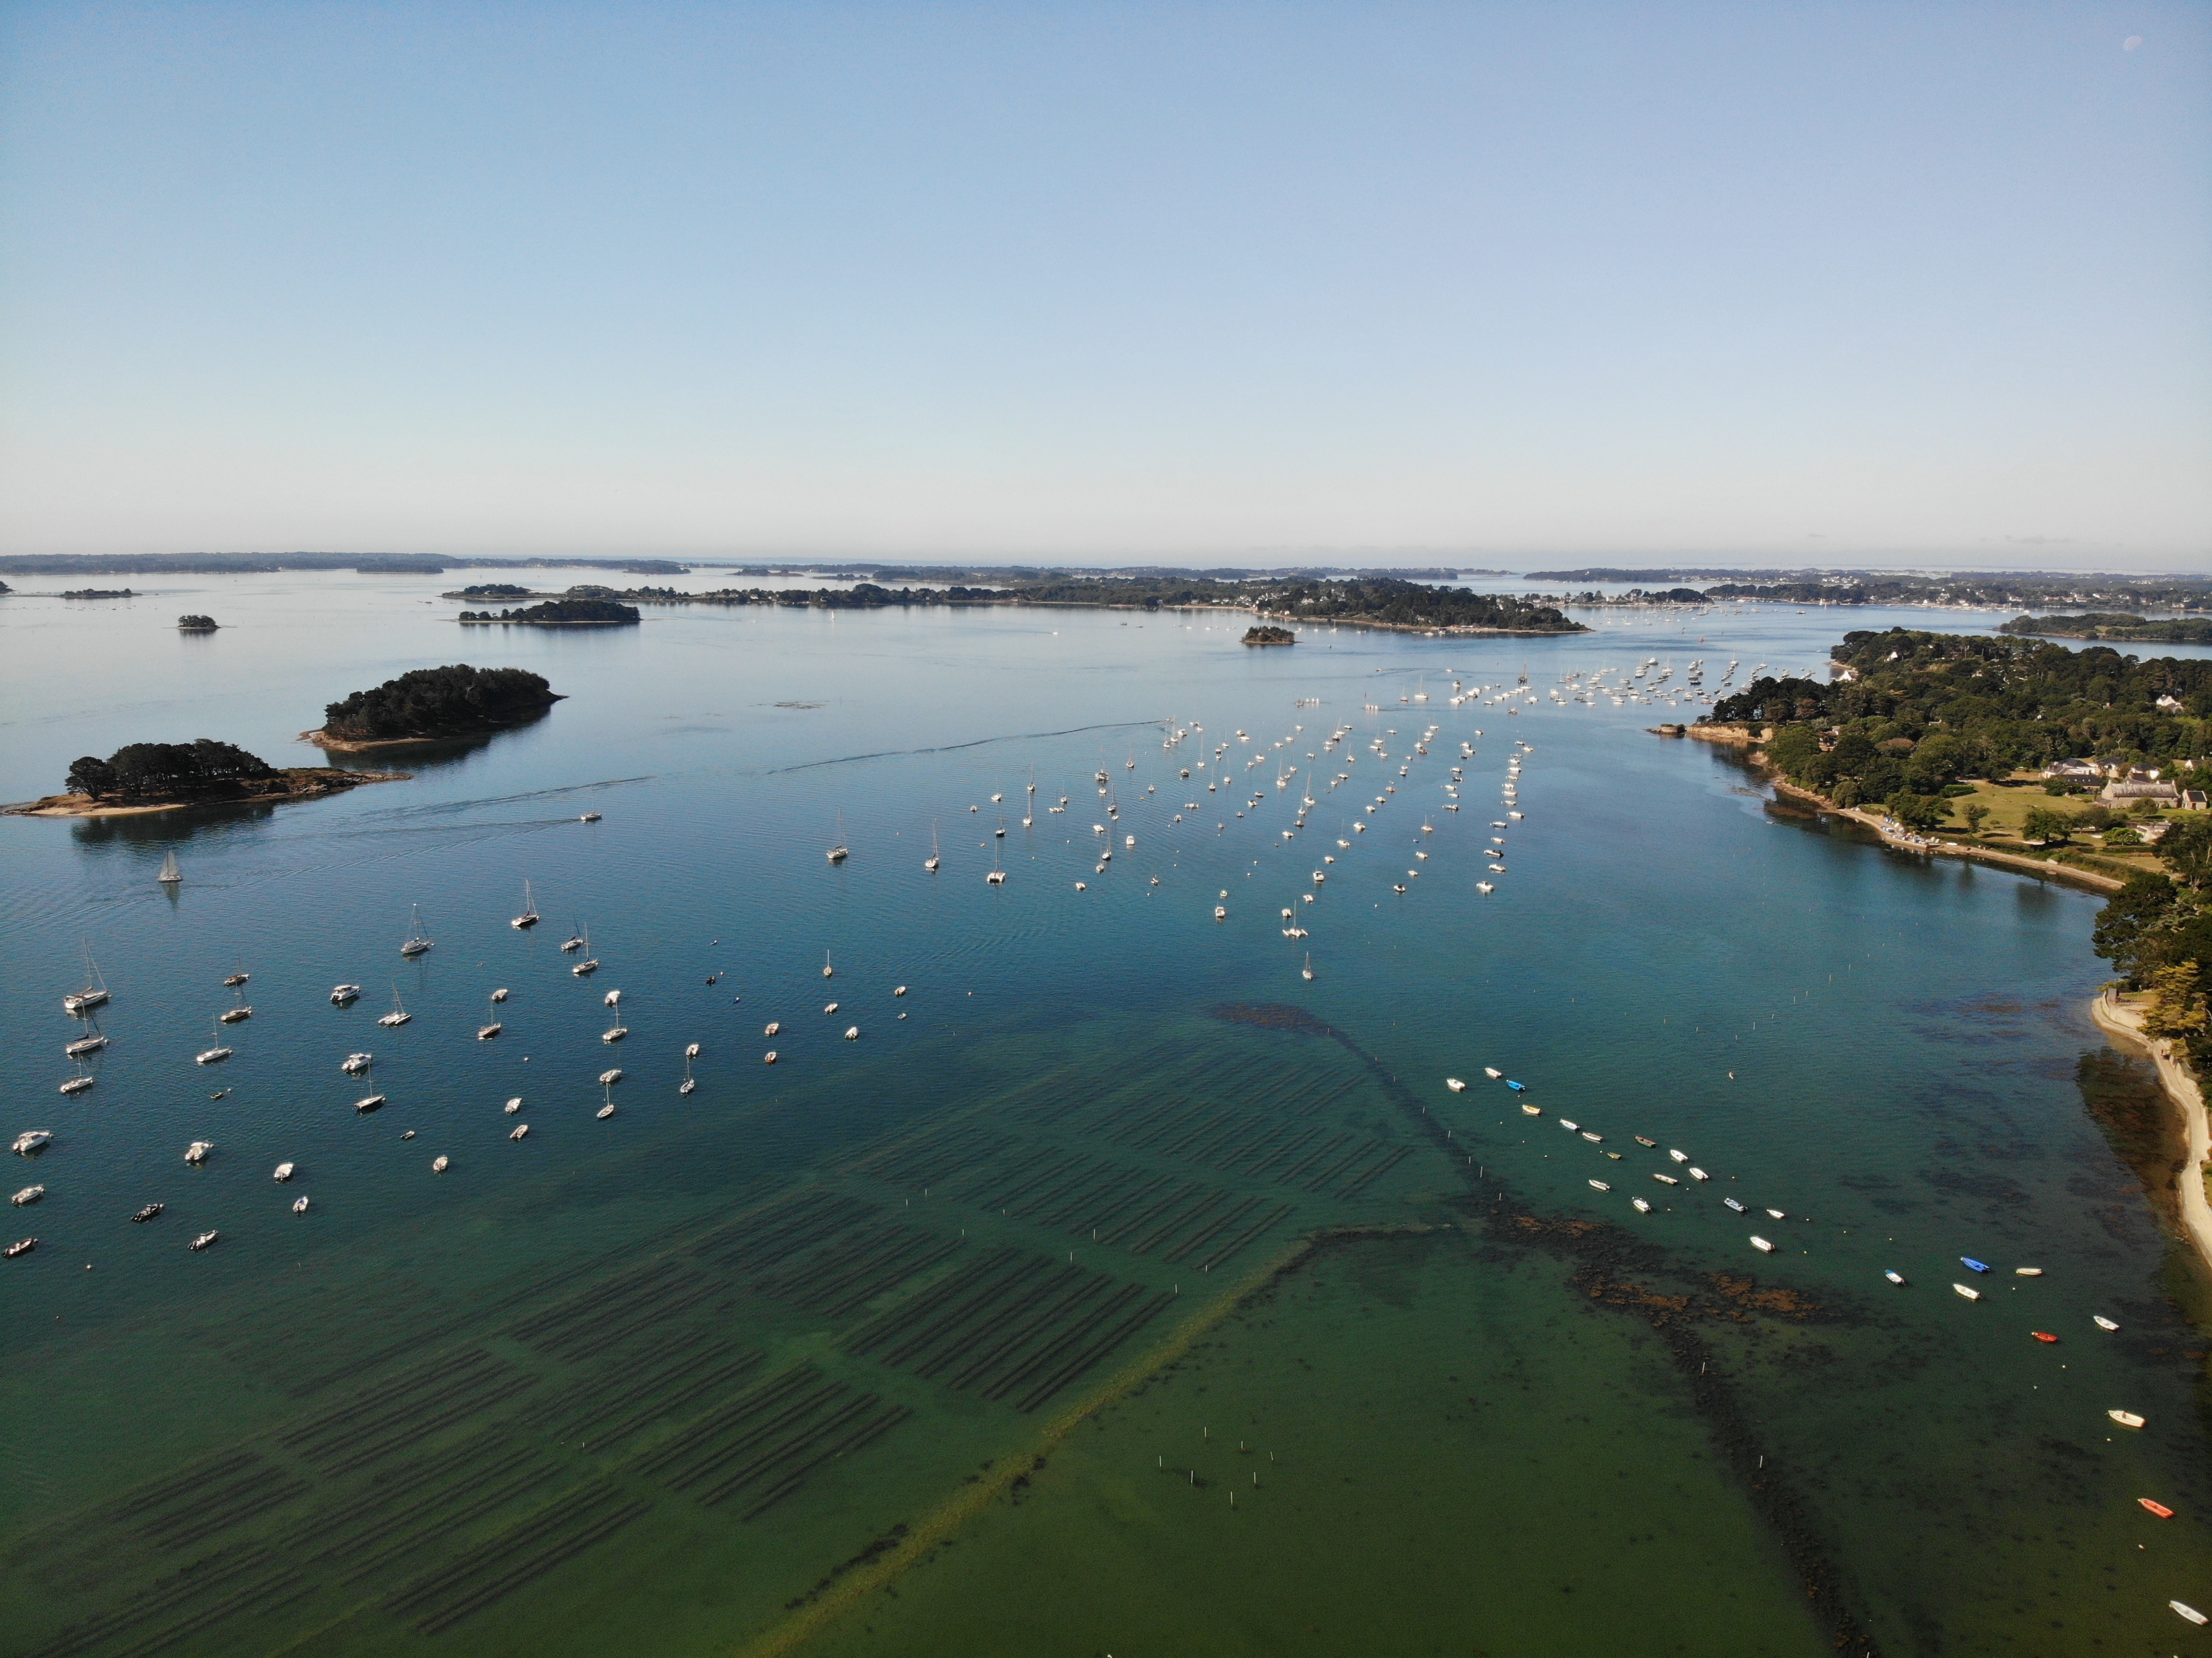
(306, 664), (564, 750)
(1695, 626), (2212, 883)
(1997, 613), (2212, 644)
(6, 738), (403, 818)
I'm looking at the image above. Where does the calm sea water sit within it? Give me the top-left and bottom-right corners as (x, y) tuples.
(2, 574), (2207, 1658)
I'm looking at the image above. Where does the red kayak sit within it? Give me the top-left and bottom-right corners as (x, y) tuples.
(2030, 1331), (2059, 1344)
(2141, 1498), (2175, 1519)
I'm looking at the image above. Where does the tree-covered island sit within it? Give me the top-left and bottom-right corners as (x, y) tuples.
(2, 738), (403, 818)
(1998, 613), (2212, 644)
(458, 597), (640, 624)
(177, 614), (218, 630)
(1243, 625), (1296, 645)
(309, 664), (564, 748)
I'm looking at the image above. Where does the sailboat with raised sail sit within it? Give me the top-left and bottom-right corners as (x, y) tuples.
(511, 880), (541, 930)
(925, 823), (941, 874)
(572, 928), (599, 976)
(827, 812), (850, 864)
(399, 904), (433, 958)
(63, 945), (110, 1016)
(158, 852), (181, 885)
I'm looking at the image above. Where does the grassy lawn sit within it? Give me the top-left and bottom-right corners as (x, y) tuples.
(1927, 774), (2178, 878)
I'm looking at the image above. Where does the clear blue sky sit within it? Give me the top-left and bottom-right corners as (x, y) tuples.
(1, 2), (2206, 566)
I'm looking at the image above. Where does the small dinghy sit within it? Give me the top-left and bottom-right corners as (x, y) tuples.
(1505, 1080), (1526, 1092)
(1588, 1179), (1611, 1192)
(764, 1022), (781, 1037)
(1558, 1118), (1578, 1132)
(2139, 1498), (2174, 1519)
(824, 1002), (839, 1015)
(353, 1095), (387, 1114)
(1960, 1257), (1991, 1274)
(1520, 1102), (1541, 1116)
(1631, 1197), (1651, 1214)
(1483, 1067), (1501, 1079)
(7, 1238), (36, 1259)
(894, 986), (907, 998)
(843, 1026), (859, 1040)
(291, 1194), (310, 1214)
(2030, 1331), (2058, 1344)
(189, 1230), (219, 1252)
(2172, 1601), (2207, 1626)
(504, 1097), (522, 1114)
(1953, 1283), (1981, 1302)
(509, 1123), (529, 1140)
(1668, 1149), (1688, 1164)
(1686, 1167), (1709, 1182)
(272, 1162), (294, 1182)
(431, 1155), (449, 1173)
(1723, 1197), (1746, 1214)
(1633, 1136), (1656, 1148)
(1653, 1173), (1679, 1186)
(1750, 1236), (1774, 1253)
(1765, 1208), (1785, 1220)
(1580, 1131), (1602, 1143)
(2014, 1266), (2042, 1277)
(2094, 1315), (2120, 1332)
(131, 1203), (164, 1223)
(2109, 1409), (2145, 1430)
(401, 1131), (415, 1140)
(1445, 1078), (1466, 1092)
(1883, 1270), (1906, 1285)
(764, 1051), (778, 1064)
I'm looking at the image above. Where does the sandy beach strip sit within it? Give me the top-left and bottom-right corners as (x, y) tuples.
(2092, 990), (2212, 1275)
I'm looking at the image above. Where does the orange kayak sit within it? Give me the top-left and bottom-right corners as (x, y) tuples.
(2141, 1498), (2175, 1519)
(2030, 1331), (2059, 1344)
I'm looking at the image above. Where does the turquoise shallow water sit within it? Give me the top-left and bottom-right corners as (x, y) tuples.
(2, 576), (2208, 1656)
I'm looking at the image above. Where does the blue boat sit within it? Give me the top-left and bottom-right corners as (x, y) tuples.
(1961, 1257), (1991, 1273)
(1505, 1080), (1526, 1092)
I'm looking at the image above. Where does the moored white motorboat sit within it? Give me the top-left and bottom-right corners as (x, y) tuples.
(189, 1229), (219, 1251)
(1632, 1197), (1650, 1213)
(1483, 1067), (1501, 1078)
(1445, 1078), (1465, 1092)
(1953, 1283), (1981, 1301)
(273, 1162), (294, 1182)
(509, 1123), (530, 1140)
(13, 1185), (44, 1206)
(1884, 1270), (1906, 1285)
(184, 1141), (214, 1164)
(331, 983), (362, 1005)
(1588, 1179), (1610, 1192)
(292, 1195), (310, 1214)
(2109, 1408), (2145, 1429)
(13, 1131), (52, 1156)
(2093, 1315), (2120, 1331)
(432, 1155), (449, 1173)
(504, 1097), (522, 1114)
(342, 1052), (372, 1073)
(1750, 1236), (1774, 1253)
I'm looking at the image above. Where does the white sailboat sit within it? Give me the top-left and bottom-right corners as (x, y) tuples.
(64, 1016), (109, 1059)
(511, 879), (541, 929)
(63, 945), (111, 1016)
(925, 822), (941, 873)
(572, 927), (599, 976)
(1302, 952), (1315, 982)
(822, 951), (834, 980)
(561, 920), (586, 953)
(680, 1053), (696, 1096)
(399, 903), (433, 958)
(827, 811), (850, 864)
(157, 851), (181, 885)
(195, 1019), (233, 1065)
(477, 995), (502, 1041)
(377, 987), (412, 1028)
(218, 990), (252, 1024)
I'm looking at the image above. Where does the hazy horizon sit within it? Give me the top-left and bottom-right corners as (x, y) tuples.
(3, 3), (2207, 562)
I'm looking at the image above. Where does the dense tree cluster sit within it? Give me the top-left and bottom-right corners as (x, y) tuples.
(66, 739), (275, 801)
(322, 665), (558, 740)
(1998, 614), (2212, 644)
(458, 599), (639, 623)
(176, 614), (218, 629)
(687, 584), (1006, 608)
(1713, 628), (2212, 782)
(1263, 577), (1580, 631)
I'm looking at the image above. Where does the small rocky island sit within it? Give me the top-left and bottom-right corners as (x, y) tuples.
(177, 614), (219, 630)
(458, 597), (640, 625)
(307, 664), (564, 750)
(7, 739), (403, 818)
(62, 587), (135, 599)
(1242, 624), (1296, 646)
